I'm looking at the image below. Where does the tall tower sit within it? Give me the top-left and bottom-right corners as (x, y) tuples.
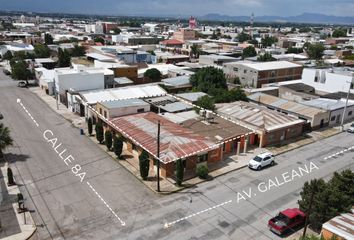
(250, 13), (254, 39)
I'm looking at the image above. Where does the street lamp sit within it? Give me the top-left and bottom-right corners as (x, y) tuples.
(340, 74), (354, 131)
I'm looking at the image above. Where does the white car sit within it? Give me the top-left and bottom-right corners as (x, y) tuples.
(248, 152), (275, 170)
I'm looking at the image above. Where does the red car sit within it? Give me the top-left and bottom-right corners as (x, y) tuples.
(268, 208), (306, 235)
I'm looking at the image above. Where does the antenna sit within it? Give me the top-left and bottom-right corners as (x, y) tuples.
(250, 13), (254, 40)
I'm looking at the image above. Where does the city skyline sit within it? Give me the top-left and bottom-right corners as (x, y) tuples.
(1, 0), (354, 17)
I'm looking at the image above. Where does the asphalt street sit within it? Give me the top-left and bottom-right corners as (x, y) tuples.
(0, 70), (353, 240)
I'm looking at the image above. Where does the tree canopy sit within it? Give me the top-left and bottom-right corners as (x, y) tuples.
(0, 123), (13, 158)
(307, 43), (325, 60)
(190, 66), (227, 94)
(94, 37), (105, 44)
(44, 33), (54, 45)
(195, 95), (215, 112)
(298, 170), (354, 231)
(144, 68), (162, 82)
(57, 48), (71, 67)
(237, 32), (251, 42)
(261, 36), (278, 47)
(332, 28), (347, 38)
(11, 61), (33, 80)
(71, 45), (86, 57)
(257, 52), (275, 62)
(34, 44), (51, 58)
(242, 46), (257, 59)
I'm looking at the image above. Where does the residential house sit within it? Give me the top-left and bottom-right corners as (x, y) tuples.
(248, 93), (330, 130)
(223, 61), (303, 88)
(321, 212), (354, 240)
(216, 101), (305, 147)
(96, 99), (150, 119)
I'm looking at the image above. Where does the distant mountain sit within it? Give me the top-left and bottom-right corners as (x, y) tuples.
(200, 12), (354, 25)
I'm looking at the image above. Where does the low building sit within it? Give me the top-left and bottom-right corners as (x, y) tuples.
(176, 92), (208, 103)
(110, 112), (220, 179)
(278, 83), (319, 102)
(223, 61), (303, 88)
(160, 39), (184, 49)
(182, 114), (255, 156)
(161, 76), (192, 93)
(199, 54), (239, 66)
(301, 98), (354, 126)
(321, 212), (354, 240)
(145, 96), (192, 113)
(173, 28), (196, 42)
(301, 68), (354, 94)
(216, 101), (305, 147)
(96, 99), (150, 119)
(248, 93), (330, 130)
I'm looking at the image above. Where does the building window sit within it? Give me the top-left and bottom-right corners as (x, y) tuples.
(271, 71), (276, 78)
(233, 67), (238, 72)
(137, 108), (145, 113)
(198, 154), (208, 163)
(104, 111), (107, 118)
(223, 143), (226, 152)
(330, 116), (335, 121)
(348, 111), (353, 116)
(244, 69), (247, 74)
(99, 108), (102, 115)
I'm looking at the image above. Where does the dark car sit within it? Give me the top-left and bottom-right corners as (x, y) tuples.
(2, 69), (11, 75)
(268, 208), (306, 235)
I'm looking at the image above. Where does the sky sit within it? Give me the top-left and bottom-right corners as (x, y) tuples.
(1, 0), (354, 17)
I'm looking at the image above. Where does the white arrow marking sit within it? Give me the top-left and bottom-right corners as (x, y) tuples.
(164, 200), (232, 228)
(17, 98), (39, 127)
(86, 181), (126, 226)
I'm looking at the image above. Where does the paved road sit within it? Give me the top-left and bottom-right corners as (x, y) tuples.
(0, 72), (353, 240)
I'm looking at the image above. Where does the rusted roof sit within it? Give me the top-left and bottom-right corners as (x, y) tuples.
(110, 112), (216, 163)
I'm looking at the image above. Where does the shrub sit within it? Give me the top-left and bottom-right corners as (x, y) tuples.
(196, 164), (208, 179)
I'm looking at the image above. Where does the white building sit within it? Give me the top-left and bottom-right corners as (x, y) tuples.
(302, 68), (354, 94)
(85, 22), (104, 34)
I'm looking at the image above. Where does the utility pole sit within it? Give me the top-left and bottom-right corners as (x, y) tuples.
(302, 189), (315, 239)
(340, 76), (354, 131)
(157, 120), (161, 192)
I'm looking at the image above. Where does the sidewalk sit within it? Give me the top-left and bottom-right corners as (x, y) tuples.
(0, 163), (36, 240)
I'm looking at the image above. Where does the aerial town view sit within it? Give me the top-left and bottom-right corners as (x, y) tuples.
(0, 0), (353, 239)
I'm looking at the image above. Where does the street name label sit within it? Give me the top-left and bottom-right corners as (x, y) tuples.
(43, 130), (86, 182)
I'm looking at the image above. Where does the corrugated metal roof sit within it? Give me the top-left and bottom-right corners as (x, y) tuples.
(159, 102), (193, 113)
(216, 101), (304, 132)
(162, 76), (190, 87)
(248, 93), (327, 118)
(110, 112), (216, 163)
(176, 92), (208, 102)
(80, 84), (167, 104)
(301, 98), (354, 111)
(100, 99), (149, 109)
(322, 213), (354, 240)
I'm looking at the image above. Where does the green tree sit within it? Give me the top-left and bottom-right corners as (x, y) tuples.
(332, 29), (347, 38)
(307, 43), (325, 60)
(95, 122), (104, 144)
(94, 37), (105, 44)
(2, 51), (13, 60)
(175, 159), (184, 186)
(0, 123), (13, 159)
(190, 66), (227, 94)
(71, 45), (86, 57)
(11, 61), (33, 81)
(196, 164), (208, 179)
(144, 68), (162, 82)
(139, 150), (150, 180)
(242, 46), (257, 59)
(57, 48), (71, 67)
(257, 52), (275, 62)
(237, 32), (251, 42)
(330, 45), (338, 50)
(105, 130), (113, 151)
(195, 95), (215, 112)
(261, 36), (278, 47)
(190, 45), (201, 58)
(112, 28), (121, 34)
(298, 170), (354, 231)
(34, 43), (51, 58)
(7, 167), (15, 185)
(44, 33), (54, 45)
(287, 47), (303, 54)
(248, 39), (258, 46)
(299, 27), (312, 33)
(87, 118), (93, 136)
(113, 135), (123, 158)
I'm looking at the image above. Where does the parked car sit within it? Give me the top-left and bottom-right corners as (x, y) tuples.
(347, 126), (354, 133)
(248, 152), (275, 170)
(268, 208), (306, 235)
(17, 81), (27, 88)
(2, 69), (11, 75)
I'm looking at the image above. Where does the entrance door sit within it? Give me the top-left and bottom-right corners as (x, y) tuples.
(320, 119), (324, 128)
